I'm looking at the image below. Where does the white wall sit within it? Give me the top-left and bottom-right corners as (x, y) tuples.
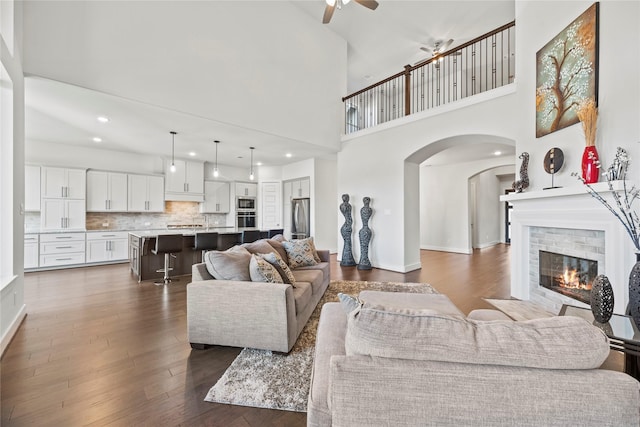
(22, 1), (347, 150)
(514, 1), (640, 190)
(471, 165), (515, 249)
(420, 158), (514, 254)
(1, 0), (26, 356)
(312, 157), (338, 253)
(338, 89), (518, 272)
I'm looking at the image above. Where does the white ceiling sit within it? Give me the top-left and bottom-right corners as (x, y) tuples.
(24, 1), (516, 168)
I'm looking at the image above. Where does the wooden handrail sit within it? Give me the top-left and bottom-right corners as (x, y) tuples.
(343, 20), (516, 102)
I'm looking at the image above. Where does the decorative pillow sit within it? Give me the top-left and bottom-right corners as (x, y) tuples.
(204, 246), (252, 281)
(242, 239), (278, 257)
(338, 293), (610, 370)
(282, 237), (319, 269)
(258, 252), (297, 286)
(266, 235), (289, 263)
(249, 254), (284, 283)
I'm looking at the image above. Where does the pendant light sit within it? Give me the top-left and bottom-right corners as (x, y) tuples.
(169, 131), (177, 173)
(213, 140), (220, 178)
(249, 146), (255, 181)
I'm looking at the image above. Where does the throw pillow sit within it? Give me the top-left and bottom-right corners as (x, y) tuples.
(282, 237), (319, 269)
(339, 294), (610, 370)
(249, 254), (284, 283)
(204, 245), (252, 281)
(266, 235), (289, 264)
(258, 252), (297, 286)
(242, 239), (278, 257)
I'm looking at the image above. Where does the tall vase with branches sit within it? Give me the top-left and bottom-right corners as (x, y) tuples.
(577, 98), (600, 183)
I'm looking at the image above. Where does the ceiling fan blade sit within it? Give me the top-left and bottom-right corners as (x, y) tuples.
(354, 0), (379, 10)
(440, 39), (454, 52)
(322, 4), (335, 24)
(419, 46), (433, 54)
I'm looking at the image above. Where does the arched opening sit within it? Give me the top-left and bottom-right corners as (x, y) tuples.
(405, 135), (516, 263)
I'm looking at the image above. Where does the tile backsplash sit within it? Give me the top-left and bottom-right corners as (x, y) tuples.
(26, 201), (229, 231)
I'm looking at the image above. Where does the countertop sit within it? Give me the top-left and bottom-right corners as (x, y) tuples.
(128, 227), (262, 238)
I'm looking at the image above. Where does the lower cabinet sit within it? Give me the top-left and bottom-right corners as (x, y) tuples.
(39, 232), (86, 268)
(86, 232), (129, 263)
(24, 234), (39, 269)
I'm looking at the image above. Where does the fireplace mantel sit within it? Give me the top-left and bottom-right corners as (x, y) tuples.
(500, 180), (626, 203)
(504, 180), (636, 315)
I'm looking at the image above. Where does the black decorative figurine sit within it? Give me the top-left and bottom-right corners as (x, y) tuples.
(358, 197), (372, 270)
(512, 152), (530, 193)
(339, 194), (356, 266)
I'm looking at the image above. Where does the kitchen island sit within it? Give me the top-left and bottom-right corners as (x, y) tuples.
(128, 228), (265, 282)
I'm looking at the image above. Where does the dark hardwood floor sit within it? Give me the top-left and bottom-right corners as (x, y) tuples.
(1, 245), (515, 426)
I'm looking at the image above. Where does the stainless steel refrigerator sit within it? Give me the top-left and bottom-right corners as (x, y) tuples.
(291, 198), (310, 239)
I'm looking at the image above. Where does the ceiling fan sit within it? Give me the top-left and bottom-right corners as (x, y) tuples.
(323, 0), (379, 24)
(414, 39), (460, 66)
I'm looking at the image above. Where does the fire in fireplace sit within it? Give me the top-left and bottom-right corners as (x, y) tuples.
(538, 250), (598, 304)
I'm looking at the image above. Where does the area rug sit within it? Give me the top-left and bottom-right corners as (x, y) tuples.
(204, 280), (438, 412)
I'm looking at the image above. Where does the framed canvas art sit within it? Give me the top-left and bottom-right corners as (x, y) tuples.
(536, 3), (599, 138)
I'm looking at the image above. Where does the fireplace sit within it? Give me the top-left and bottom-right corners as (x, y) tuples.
(539, 251), (598, 304)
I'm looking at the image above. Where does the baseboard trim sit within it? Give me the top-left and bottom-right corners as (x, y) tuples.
(421, 245), (472, 255)
(474, 241), (500, 250)
(1, 304), (27, 359)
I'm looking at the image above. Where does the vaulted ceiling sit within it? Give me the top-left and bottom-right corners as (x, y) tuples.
(23, 1), (515, 168)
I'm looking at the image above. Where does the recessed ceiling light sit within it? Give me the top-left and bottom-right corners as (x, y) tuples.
(97, 116), (110, 123)
(285, 153), (292, 158)
(92, 137), (102, 143)
(494, 150), (502, 156)
(256, 161), (263, 166)
(188, 152), (196, 157)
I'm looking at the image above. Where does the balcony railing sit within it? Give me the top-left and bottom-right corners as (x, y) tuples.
(343, 21), (515, 134)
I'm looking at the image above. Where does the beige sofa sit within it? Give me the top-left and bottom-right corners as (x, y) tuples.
(308, 291), (640, 427)
(188, 237), (330, 353)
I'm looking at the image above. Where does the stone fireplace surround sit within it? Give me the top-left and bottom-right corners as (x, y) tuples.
(502, 182), (636, 315)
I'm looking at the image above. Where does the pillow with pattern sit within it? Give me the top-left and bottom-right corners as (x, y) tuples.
(249, 254), (284, 283)
(282, 237), (319, 269)
(258, 252), (297, 286)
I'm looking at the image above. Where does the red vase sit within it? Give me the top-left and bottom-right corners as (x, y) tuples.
(581, 146), (600, 184)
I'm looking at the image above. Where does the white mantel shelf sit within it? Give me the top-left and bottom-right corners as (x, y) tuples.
(501, 180), (626, 202)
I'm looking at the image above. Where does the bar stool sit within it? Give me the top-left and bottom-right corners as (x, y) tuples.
(152, 234), (183, 285)
(268, 228), (284, 238)
(193, 232), (218, 261)
(241, 229), (261, 244)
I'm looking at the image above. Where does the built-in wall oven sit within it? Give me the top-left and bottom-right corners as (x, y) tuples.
(237, 211), (256, 228)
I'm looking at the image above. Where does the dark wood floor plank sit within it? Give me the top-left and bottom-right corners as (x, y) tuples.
(0, 245), (610, 426)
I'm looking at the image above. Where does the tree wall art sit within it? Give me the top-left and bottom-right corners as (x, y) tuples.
(536, 2), (599, 138)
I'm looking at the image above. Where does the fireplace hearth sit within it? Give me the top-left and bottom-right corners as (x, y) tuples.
(539, 250), (598, 304)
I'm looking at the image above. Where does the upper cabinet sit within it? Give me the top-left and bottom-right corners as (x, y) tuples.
(41, 167), (86, 199)
(128, 174), (165, 212)
(165, 159), (204, 202)
(285, 177), (310, 201)
(25, 165), (41, 211)
(86, 171), (128, 212)
(200, 181), (231, 213)
(235, 182), (257, 198)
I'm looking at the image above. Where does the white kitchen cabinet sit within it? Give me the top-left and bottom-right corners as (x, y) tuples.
(200, 181), (230, 213)
(165, 159), (204, 201)
(86, 170), (128, 212)
(25, 165), (41, 211)
(86, 231), (129, 263)
(40, 198), (86, 231)
(39, 232), (86, 267)
(127, 174), (165, 212)
(292, 178), (310, 198)
(24, 234), (39, 269)
(41, 167), (86, 199)
(235, 182), (257, 198)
